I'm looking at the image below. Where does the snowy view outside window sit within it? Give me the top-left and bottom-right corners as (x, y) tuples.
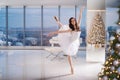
(0, 6), (86, 47)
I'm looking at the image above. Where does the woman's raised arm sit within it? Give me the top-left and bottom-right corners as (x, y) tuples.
(54, 16), (63, 27)
(77, 7), (84, 26)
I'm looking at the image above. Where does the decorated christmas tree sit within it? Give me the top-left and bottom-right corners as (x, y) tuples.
(98, 29), (120, 80)
(87, 12), (105, 48)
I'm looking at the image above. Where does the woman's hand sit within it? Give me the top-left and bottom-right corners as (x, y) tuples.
(54, 16), (58, 22)
(47, 31), (57, 37)
(54, 16), (63, 27)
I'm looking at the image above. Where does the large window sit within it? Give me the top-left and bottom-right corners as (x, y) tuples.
(8, 6), (24, 46)
(26, 6), (41, 46)
(0, 6), (86, 47)
(106, 8), (119, 41)
(0, 7), (6, 46)
(43, 6), (58, 46)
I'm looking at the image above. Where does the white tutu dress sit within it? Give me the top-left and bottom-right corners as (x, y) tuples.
(58, 25), (81, 56)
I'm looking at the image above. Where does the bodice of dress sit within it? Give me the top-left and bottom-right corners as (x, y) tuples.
(71, 31), (81, 42)
(57, 25), (81, 56)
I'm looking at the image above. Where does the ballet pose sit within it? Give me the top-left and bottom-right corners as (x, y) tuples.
(48, 7), (84, 74)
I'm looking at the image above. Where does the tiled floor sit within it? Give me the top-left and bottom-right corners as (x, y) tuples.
(0, 49), (103, 80)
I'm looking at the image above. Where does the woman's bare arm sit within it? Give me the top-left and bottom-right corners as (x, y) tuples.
(54, 16), (63, 27)
(77, 7), (84, 26)
(48, 29), (72, 37)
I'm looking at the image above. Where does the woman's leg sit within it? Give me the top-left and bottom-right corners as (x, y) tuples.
(68, 55), (74, 74)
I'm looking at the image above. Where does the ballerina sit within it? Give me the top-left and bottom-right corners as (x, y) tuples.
(48, 7), (84, 74)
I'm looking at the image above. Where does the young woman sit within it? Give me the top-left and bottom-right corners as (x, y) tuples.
(48, 7), (84, 74)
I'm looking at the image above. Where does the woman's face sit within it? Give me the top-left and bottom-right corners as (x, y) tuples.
(71, 18), (76, 25)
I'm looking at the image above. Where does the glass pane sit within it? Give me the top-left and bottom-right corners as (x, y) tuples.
(106, 8), (119, 41)
(0, 7), (6, 46)
(26, 7), (41, 46)
(43, 6), (58, 46)
(77, 6), (87, 47)
(8, 7), (24, 46)
(60, 6), (75, 24)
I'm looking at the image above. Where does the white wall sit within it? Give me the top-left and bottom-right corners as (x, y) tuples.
(87, 0), (105, 10)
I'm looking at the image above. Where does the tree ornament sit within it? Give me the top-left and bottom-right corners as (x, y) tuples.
(116, 43), (120, 49)
(105, 61), (109, 65)
(113, 78), (118, 80)
(118, 52), (120, 56)
(110, 49), (115, 54)
(113, 60), (119, 66)
(103, 76), (108, 80)
(116, 29), (120, 35)
(101, 68), (104, 72)
(110, 62), (113, 65)
(117, 75), (120, 78)
(110, 72), (112, 74)
(110, 66), (115, 71)
(118, 37), (120, 41)
(110, 36), (115, 41)
(110, 40), (113, 44)
(98, 77), (102, 80)
(106, 72), (109, 75)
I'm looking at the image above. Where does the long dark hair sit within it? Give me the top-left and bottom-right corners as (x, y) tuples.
(69, 17), (80, 31)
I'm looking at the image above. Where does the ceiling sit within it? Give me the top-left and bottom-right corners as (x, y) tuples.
(0, 0), (87, 6)
(87, 0), (105, 10)
(0, 0), (119, 8)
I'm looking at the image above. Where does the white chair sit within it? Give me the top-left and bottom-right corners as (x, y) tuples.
(44, 36), (63, 60)
(49, 36), (59, 47)
(45, 47), (63, 60)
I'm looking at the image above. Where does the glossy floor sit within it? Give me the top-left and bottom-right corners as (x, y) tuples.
(0, 49), (103, 80)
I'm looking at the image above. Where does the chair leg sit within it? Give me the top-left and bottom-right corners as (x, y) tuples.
(51, 52), (62, 61)
(45, 50), (56, 58)
(51, 53), (60, 61)
(46, 53), (52, 58)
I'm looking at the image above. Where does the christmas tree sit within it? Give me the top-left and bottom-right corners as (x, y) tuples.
(98, 29), (120, 80)
(87, 12), (105, 48)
